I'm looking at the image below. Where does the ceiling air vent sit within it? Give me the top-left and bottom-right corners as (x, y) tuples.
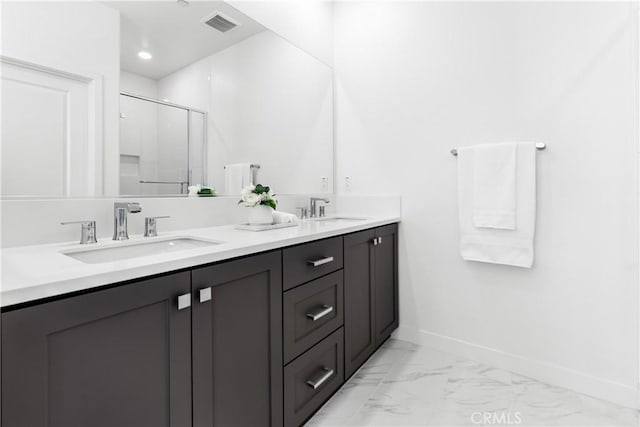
(202, 12), (239, 33)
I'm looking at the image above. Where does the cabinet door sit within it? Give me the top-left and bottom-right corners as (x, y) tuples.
(283, 270), (344, 364)
(374, 223), (399, 347)
(1, 272), (192, 427)
(192, 251), (283, 427)
(283, 328), (344, 427)
(343, 228), (376, 379)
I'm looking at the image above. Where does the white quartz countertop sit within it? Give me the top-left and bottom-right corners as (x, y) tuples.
(1, 216), (399, 308)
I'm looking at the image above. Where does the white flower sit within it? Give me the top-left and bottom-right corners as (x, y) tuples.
(240, 184), (255, 199)
(239, 183), (277, 208)
(187, 184), (201, 196)
(244, 192), (260, 206)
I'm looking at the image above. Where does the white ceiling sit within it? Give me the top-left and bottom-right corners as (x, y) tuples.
(104, 1), (267, 80)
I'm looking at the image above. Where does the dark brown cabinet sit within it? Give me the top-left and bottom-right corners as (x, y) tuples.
(2, 252), (283, 427)
(283, 328), (344, 427)
(2, 223), (398, 427)
(374, 224), (399, 347)
(281, 237), (346, 427)
(282, 236), (343, 291)
(192, 251), (283, 427)
(283, 270), (344, 364)
(1, 272), (193, 427)
(343, 228), (376, 378)
(344, 223), (398, 379)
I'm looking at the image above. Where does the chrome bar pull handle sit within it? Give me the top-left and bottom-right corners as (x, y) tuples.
(199, 287), (212, 303)
(307, 256), (334, 267)
(378, 237), (382, 245)
(177, 293), (191, 310)
(306, 305), (334, 321)
(372, 238), (378, 246)
(306, 368), (334, 390)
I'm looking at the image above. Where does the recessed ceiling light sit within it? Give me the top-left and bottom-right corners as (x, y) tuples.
(177, 0), (190, 7)
(137, 51), (152, 60)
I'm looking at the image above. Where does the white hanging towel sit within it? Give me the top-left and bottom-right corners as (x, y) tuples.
(473, 143), (516, 230)
(457, 142), (537, 268)
(224, 163), (252, 195)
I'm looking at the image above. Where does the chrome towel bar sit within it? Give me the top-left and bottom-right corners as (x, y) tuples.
(223, 164), (261, 169)
(450, 142), (546, 156)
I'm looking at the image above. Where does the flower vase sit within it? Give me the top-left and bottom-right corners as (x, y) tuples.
(248, 205), (274, 225)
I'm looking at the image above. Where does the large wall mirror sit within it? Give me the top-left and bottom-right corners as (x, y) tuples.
(1, 1), (333, 198)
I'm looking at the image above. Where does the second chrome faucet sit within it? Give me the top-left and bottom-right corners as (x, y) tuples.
(113, 202), (142, 240)
(309, 197), (330, 218)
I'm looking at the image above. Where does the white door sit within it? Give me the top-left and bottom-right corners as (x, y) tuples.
(1, 59), (98, 196)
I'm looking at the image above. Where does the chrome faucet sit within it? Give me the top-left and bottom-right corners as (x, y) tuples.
(309, 197), (330, 218)
(113, 202), (142, 240)
(61, 220), (97, 244)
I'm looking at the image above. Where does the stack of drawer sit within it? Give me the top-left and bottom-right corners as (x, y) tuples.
(282, 236), (345, 427)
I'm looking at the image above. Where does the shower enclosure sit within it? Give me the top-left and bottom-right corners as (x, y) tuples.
(119, 92), (207, 196)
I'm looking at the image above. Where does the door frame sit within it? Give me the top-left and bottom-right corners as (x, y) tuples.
(1, 55), (104, 196)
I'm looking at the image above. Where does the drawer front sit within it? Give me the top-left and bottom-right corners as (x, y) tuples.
(284, 328), (344, 427)
(283, 271), (344, 364)
(283, 237), (343, 290)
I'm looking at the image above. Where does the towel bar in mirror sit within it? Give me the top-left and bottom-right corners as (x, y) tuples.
(450, 142), (546, 156)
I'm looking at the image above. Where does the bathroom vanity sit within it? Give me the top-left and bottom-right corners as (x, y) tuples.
(1, 219), (399, 427)
(1, 2), (398, 424)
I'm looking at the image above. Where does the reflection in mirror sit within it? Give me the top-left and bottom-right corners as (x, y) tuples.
(118, 92), (206, 196)
(206, 30), (333, 196)
(1, 1), (333, 198)
(112, 1), (334, 196)
(111, 0), (265, 196)
(1, 58), (96, 197)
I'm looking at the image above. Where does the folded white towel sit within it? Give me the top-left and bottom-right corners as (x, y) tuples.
(473, 143), (516, 230)
(272, 211), (299, 225)
(458, 142), (537, 268)
(224, 163), (252, 195)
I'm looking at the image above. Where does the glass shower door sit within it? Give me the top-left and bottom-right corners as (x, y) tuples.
(119, 93), (199, 196)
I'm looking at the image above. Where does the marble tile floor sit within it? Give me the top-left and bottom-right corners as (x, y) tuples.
(306, 339), (639, 427)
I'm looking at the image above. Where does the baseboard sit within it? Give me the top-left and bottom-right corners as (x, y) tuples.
(392, 326), (639, 409)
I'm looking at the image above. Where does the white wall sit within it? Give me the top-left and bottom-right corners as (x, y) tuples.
(157, 61), (211, 111)
(225, 0), (334, 67)
(120, 71), (158, 99)
(1, 2), (120, 195)
(158, 30), (333, 195)
(0, 194), (337, 248)
(334, 2), (639, 407)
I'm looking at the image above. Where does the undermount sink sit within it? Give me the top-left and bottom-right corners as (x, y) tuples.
(309, 216), (367, 224)
(62, 237), (222, 264)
